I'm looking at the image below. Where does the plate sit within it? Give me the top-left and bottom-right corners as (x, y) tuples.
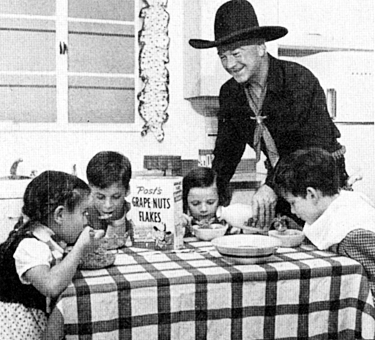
(211, 234), (282, 257)
(222, 253), (275, 265)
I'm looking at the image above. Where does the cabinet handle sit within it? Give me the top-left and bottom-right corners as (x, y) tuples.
(63, 42), (68, 55)
(59, 42), (68, 55)
(326, 88), (337, 119)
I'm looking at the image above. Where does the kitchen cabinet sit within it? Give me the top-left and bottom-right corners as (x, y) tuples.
(0, 0), (139, 130)
(337, 124), (375, 203)
(283, 51), (375, 202)
(0, 180), (31, 243)
(0, 199), (23, 243)
(183, 0), (374, 99)
(278, 0), (374, 53)
(0, 2), (56, 123)
(65, 0), (136, 125)
(286, 51), (374, 123)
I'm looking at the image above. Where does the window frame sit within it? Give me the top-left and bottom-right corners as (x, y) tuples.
(0, 0), (141, 133)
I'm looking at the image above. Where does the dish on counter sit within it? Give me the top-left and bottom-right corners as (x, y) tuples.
(211, 234), (282, 264)
(268, 229), (305, 247)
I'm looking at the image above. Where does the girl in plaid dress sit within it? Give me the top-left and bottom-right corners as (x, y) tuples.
(0, 171), (104, 339)
(273, 148), (375, 298)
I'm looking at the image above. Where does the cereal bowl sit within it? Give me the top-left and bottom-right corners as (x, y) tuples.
(268, 229), (305, 247)
(192, 224), (228, 241)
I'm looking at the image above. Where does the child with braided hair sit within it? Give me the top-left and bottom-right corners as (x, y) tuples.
(0, 170), (104, 339)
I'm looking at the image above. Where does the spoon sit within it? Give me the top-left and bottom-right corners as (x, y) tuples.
(99, 213), (113, 220)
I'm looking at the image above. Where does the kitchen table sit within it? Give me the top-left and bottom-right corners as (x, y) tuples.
(57, 241), (375, 340)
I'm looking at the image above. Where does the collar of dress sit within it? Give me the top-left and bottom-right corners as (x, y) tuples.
(32, 223), (65, 257)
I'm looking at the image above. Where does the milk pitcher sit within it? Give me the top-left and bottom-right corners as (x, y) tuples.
(216, 203), (253, 228)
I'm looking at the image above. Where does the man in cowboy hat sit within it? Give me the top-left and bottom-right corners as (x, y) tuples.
(189, 0), (348, 230)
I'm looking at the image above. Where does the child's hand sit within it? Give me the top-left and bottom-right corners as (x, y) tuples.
(181, 213), (193, 227)
(76, 227), (104, 254)
(181, 213), (194, 237)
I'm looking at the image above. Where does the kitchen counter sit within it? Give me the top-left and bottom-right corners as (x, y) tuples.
(229, 172), (266, 204)
(229, 172), (266, 190)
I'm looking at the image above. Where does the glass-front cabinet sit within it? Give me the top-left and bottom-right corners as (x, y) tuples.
(0, 0), (139, 131)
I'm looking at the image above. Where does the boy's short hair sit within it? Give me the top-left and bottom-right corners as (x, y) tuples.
(273, 148), (340, 198)
(86, 151), (132, 190)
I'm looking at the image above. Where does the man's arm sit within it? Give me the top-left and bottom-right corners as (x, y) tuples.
(212, 86), (247, 184)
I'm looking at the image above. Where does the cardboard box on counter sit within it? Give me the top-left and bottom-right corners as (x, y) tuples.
(128, 176), (184, 250)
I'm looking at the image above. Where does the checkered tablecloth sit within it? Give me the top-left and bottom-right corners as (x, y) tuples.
(58, 242), (375, 340)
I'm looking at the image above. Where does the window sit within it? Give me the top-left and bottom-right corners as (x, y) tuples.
(0, 0), (139, 131)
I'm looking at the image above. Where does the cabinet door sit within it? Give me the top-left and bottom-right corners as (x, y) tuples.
(337, 124), (375, 203)
(0, 0), (139, 129)
(66, 0), (136, 124)
(0, 199), (23, 243)
(278, 0), (374, 50)
(0, 2), (56, 122)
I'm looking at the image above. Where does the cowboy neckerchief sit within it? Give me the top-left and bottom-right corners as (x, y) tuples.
(244, 83), (279, 168)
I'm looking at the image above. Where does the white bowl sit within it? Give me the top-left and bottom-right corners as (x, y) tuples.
(192, 224), (228, 241)
(211, 234), (282, 258)
(268, 229), (305, 247)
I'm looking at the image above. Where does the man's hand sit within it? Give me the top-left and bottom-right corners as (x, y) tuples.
(251, 184), (278, 230)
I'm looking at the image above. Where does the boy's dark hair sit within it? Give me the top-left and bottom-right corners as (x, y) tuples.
(86, 151), (132, 191)
(273, 148), (340, 198)
(182, 167), (231, 213)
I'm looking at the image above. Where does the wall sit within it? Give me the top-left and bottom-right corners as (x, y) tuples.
(0, 1), (213, 181)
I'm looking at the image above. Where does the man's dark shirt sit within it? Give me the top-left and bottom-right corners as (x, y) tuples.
(212, 53), (344, 188)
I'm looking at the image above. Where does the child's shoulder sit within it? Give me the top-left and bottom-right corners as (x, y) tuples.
(0, 230), (35, 254)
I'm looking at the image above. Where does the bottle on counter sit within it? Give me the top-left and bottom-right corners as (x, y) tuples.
(198, 149), (214, 168)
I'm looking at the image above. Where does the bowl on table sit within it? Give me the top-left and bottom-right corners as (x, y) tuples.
(100, 236), (127, 250)
(192, 223), (228, 241)
(65, 245), (116, 270)
(268, 229), (305, 247)
(211, 234), (282, 264)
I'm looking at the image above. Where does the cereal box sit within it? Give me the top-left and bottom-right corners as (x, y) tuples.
(128, 176), (184, 250)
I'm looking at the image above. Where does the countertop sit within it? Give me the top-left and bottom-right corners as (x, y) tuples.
(229, 172), (266, 190)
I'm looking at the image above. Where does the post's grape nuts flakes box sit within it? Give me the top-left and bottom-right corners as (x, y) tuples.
(129, 176), (184, 250)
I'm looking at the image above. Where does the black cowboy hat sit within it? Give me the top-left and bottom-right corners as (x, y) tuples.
(189, 0), (287, 49)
